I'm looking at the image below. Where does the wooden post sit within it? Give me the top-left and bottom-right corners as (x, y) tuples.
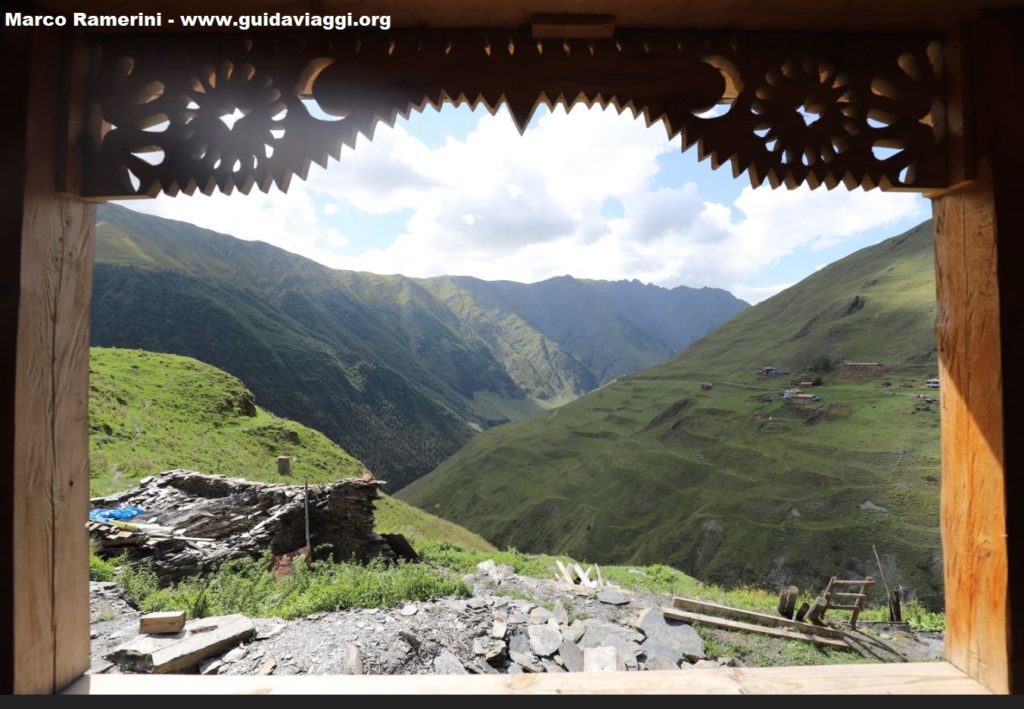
(890, 588), (903, 624)
(805, 597), (828, 625)
(304, 481), (311, 552)
(872, 545), (896, 621)
(1, 28), (95, 694)
(277, 456), (291, 476)
(929, 12), (1024, 689)
(777, 586), (798, 620)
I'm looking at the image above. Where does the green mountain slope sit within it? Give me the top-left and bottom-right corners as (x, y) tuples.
(399, 221), (944, 606)
(89, 347), (495, 552)
(92, 204), (746, 488)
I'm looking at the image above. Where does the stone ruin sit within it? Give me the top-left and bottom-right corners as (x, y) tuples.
(88, 470), (397, 583)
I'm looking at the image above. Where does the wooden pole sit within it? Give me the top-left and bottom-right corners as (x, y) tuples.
(872, 545), (896, 621)
(303, 481), (310, 552)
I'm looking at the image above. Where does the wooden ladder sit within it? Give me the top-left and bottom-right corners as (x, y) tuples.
(806, 576), (875, 628)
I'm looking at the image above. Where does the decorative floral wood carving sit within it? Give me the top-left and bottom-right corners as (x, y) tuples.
(83, 30), (947, 197)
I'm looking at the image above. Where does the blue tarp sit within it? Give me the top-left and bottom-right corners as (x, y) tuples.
(89, 506), (145, 524)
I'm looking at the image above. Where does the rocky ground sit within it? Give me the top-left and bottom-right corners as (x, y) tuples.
(88, 560), (944, 676)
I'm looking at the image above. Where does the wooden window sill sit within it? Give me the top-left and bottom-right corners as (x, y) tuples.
(63, 661), (991, 694)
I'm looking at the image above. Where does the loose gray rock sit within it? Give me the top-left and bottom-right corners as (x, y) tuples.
(597, 589), (630, 606)
(199, 658), (223, 675)
(491, 621), (508, 639)
(507, 663), (524, 675)
(494, 564), (516, 581)
(553, 600), (569, 626)
(341, 643), (363, 675)
(580, 628), (640, 670)
(691, 659), (723, 670)
(466, 597), (488, 610)
(528, 624), (562, 657)
(508, 631), (531, 655)
(433, 651), (468, 674)
(640, 640), (683, 670)
(583, 646), (625, 672)
(222, 646), (248, 664)
(472, 637), (506, 662)
(566, 620), (586, 643)
(400, 604), (418, 617)
(581, 619), (644, 646)
(541, 659), (565, 673)
(475, 658), (499, 674)
(559, 638), (584, 672)
(529, 607), (554, 625)
(256, 624), (284, 641)
(509, 650), (543, 673)
(636, 608), (705, 661)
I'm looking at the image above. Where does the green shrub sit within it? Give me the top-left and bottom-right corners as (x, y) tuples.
(118, 553), (470, 620)
(89, 543), (120, 582)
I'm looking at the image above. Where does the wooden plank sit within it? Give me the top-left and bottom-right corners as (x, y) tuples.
(64, 662), (991, 695)
(108, 614), (255, 674)
(139, 612), (186, 635)
(981, 10), (1024, 695)
(670, 597), (846, 640)
(553, 560), (574, 584)
(660, 608), (850, 648)
(7, 27), (95, 695)
(933, 160), (1009, 694)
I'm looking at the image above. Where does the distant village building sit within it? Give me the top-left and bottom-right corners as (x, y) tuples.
(782, 388), (821, 402)
(926, 377), (941, 389)
(700, 382), (713, 391)
(758, 366), (790, 377)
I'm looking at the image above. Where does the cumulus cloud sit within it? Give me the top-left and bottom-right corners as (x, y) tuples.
(116, 104), (927, 304)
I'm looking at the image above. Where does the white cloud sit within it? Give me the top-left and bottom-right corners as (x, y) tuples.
(117, 104), (927, 304)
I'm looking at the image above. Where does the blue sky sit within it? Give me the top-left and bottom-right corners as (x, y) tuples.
(120, 103), (929, 304)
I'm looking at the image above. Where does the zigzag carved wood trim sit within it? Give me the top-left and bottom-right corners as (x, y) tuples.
(82, 29), (948, 197)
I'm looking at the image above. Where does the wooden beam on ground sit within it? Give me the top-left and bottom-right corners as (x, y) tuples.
(660, 608), (850, 648)
(139, 612), (186, 635)
(64, 662), (990, 695)
(670, 597), (847, 640)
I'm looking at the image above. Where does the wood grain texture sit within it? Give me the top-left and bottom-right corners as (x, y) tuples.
(11, 28), (95, 694)
(983, 9), (1024, 694)
(932, 163), (1008, 694)
(0, 25), (32, 698)
(64, 662), (990, 695)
